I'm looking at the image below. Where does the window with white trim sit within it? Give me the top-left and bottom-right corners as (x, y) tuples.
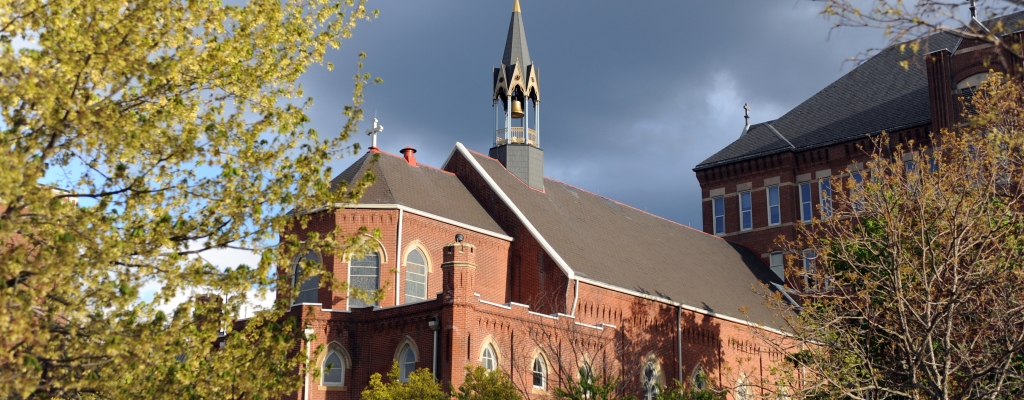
(532, 355), (547, 389)
(348, 252), (380, 309)
(767, 186), (781, 225)
(799, 181), (813, 222)
(736, 376), (752, 400)
(481, 343), (497, 371)
(399, 344), (416, 382)
(739, 191), (752, 230)
(712, 196), (725, 235)
(803, 249), (818, 291)
(404, 248), (428, 303)
(692, 364), (708, 390)
(851, 172), (864, 212)
(770, 252), (785, 282)
(819, 177), (832, 218)
(292, 251), (320, 304)
(322, 351), (346, 386)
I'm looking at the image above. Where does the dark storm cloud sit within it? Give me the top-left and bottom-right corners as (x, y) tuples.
(299, 1), (888, 228)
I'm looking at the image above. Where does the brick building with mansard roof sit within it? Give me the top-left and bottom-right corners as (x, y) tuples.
(281, 1), (792, 399)
(694, 11), (1024, 293)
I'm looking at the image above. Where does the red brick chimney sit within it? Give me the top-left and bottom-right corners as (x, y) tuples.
(441, 240), (476, 304)
(400, 147), (417, 166)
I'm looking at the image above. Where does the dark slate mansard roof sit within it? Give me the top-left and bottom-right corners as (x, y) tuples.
(449, 146), (787, 329)
(694, 12), (1024, 171)
(330, 152), (507, 236)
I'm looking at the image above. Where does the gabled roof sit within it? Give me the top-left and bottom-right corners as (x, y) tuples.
(449, 144), (787, 329)
(697, 12), (1024, 171)
(695, 31), (960, 170)
(330, 152), (507, 236)
(501, 0), (531, 69)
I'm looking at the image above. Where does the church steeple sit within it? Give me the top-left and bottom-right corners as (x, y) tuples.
(491, 0), (543, 190)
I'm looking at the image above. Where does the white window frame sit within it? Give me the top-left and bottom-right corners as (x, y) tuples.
(766, 186), (781, 226)
(399, 344), (417, 382)
(347, 252), (380, 310)
(803, 249), (817, 291)
(642, 360), (660, 400)
(738, 191), (752, 231)
(851, 172), (864, 213)
(532, 354), (547, 389)
(321, 350), (347, 387)
(404, 248), (428, 303)
(481, 343), (497, 371)
(770, 252), (785, 282)
(799, 181), (813, 222)
(712, 196), (726, 235)
(819, 177), (832, 218)
(292, 251), (321, 304)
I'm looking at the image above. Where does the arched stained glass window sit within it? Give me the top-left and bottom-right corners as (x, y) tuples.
(399, 344), (417, 382)
(293, 251), (320, 304)
(348, 252), (380, 309)
(481, 343), (497, 371)
(322, 351), (345, 386)
(642, 361), (660, 400)
(405, 248), (428, 303)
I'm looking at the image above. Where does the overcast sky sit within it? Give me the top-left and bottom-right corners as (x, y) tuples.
(301, 1), (890, 229)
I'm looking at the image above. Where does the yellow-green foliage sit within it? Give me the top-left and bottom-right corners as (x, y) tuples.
(0, 0), (381, 398)
(455, 366), (522, 400)
(360, 361), (446, 400)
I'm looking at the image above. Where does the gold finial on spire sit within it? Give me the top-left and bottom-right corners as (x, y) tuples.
(513, 0), (520, 13)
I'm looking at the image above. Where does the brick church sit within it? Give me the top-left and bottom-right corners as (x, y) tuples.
(282, 1), (792, 399)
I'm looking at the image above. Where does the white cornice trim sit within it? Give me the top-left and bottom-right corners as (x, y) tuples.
(452, 142), (575, 280)
(337, 204), (514, 241)
(575, 277), (791, 336)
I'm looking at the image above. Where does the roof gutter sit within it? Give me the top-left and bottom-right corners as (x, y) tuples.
(453, 142), (575, 281)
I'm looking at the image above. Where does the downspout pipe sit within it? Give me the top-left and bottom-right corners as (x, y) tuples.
(570, 279), (580, 316)
(677, 305), (683, 384)
(429, 316), (440, 379)
(303, 326), (315, 400)
(396, 209), (404, 305)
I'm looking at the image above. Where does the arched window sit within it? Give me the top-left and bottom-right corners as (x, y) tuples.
(321, 351), (346, 386)
(293, 251), (320, 304)
(642, 360), (660, 400)
(692, 364), (708, 390)
(532, 354), (547, 390)
(348, 252), (380, 309)
(399, 344), (417, 382)
(735, 375), (752, 400)
(581, 362), (594, 398)
(481, 343), (497, 371)
(404, 248), (428, 303)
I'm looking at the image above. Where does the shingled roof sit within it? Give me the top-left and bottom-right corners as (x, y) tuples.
(502, 0), (531, 69)
(330, 152), (507, 236)
(449, 145), (787, 329)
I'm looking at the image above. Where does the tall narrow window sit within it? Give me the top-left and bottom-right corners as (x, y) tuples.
(739, 191), (752, 231)
(770, 252), (784, 282)
(399, 344), (416, 382)
(642, 361), (660, 400)
(851, 172), (864, 212)
(819, 178), (832, 218)
(405, 248), (428, 303)
(692, 364), (707, 390)
(736, 376), (752, 400)
(481, 343), (497, 371)
(532, 355), (547, 389)
(322, 351), (345, 386)
(292, 251), (320, 304)
(712, 196), (725, 235)
(799, 182), (813, 222)
(348, 252), (380, 309)
(767, 186), (781, 225)
(803, 249), (817, 291)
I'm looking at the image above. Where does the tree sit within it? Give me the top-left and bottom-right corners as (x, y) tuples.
(760, 73), (1024, 399)
(360, 361), (446, 400)
(821, 0), (1024, 71)
(455, 366), (523, 400)
(0, 0), (380, 398)
(654, 381), (725, 400)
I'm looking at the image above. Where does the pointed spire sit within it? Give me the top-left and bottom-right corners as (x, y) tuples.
(502, 0), (530, 68)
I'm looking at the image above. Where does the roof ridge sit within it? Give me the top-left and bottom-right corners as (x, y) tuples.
(377, 149), (457, 176)
(765, 122), (796, 149)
